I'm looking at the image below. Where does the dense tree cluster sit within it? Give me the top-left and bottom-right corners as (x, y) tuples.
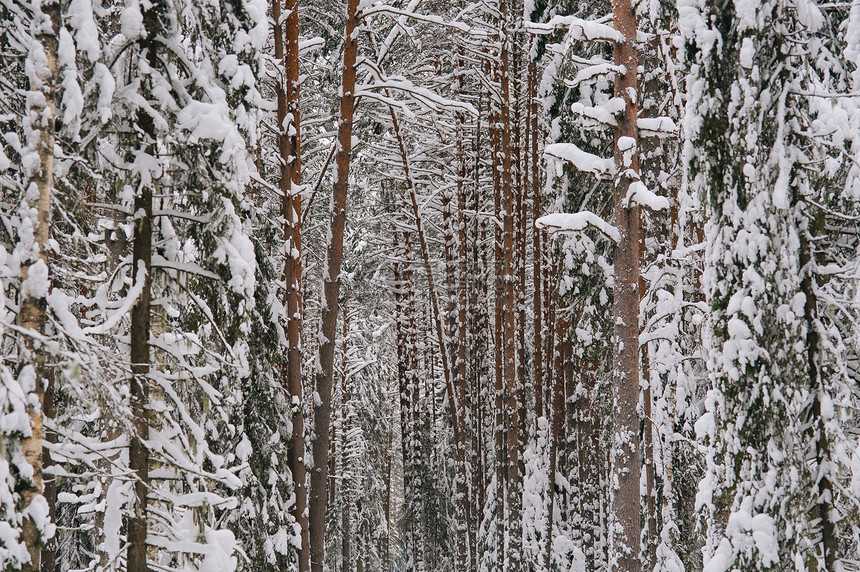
(1, 0), (859, 571)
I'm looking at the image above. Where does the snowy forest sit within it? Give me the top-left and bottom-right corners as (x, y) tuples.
(1, 0), (860, 570)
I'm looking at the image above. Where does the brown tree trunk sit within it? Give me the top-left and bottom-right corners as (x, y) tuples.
(500, 18), (522, 567)
(273, 0), (309, 567)
(18, 3), (59, 569)
(642, 342), (657, 568)
(577, 360), (599, 569)
(341, 303), (351, 572)
(488, 63), (507, 565)
(545, 315), (569, 570)
(126, 5), (162, 568)
(611, 0), (642, 566)
(513, 37), (529, 512)
(309, 1), (359, 569)
(800, 215), (836, 570)
(392, 230), (414, 568)
(383, 400), (392, 572)
(127, 135), (153, 572)
(454, 48), (476, 569)
(528, 56), (544, 422)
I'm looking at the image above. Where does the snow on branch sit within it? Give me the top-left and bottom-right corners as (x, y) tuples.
(81, 261), (147, 335)
(545, 142), (615, 178)
(299, 37), (324, 55)
(625, 181), (670, 211)
(361, 4), (490, 37)
(637, 117), (678, 137)
(151, 254), (221, 280)
(525, 15), (625, 43)
(563, 63), (625, 88)
(356, 79), (478, 116)
(571, 97), (626, 126)
(536, 212), (620, 243)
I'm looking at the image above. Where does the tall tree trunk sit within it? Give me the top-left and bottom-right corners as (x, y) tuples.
(383, 402), (392, 572)
(578, 361), (599, 569)
(273, 0), (310, 567)
(512, 31), (528, 470)
(611, 0), (642, 566)
(642, 342), (656, 568)
(127, 4), (162, 568)
(497, 7), (522, 565)
(489, 64), (507, 567)
(18, 3), (60, 569)
(341, 303), (351, 572)
(800, 214), (836, 570)
(392, 230), (414, 570)
(528, 55), (544, 423)
(454, 48), (476, 569)
(545, 315), (569, 570)
(127, 127), (153, 572)
(309, 0), (359, 569)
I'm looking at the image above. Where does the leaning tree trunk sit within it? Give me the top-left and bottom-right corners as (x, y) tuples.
(387, 103), (473, 570)
(18, 3), (60, 569)
(611, 0), (642, 567)
(309, 0), (359, 569)
(273, 0), (310, 568)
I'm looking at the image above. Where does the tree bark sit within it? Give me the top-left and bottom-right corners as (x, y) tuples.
(454, 48), (477, 569)
(800, 213), (836, 570)
(497, 8), (521, 568)
(309, 0), (359, 569)
(126, 4), (162, 569)
(341, 303), (351, 572)
(488, 64), (507, 567)
(18, 2), (60, 569)
(611, 0), (642, 566)
(545, 315), (569, 570)
(273, 0), (309, 567)
(526, 58), (545, 425)
(577, 360), (599, 569)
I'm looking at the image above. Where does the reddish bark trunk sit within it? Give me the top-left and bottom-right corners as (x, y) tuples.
(611, 0), (643, 566)
(273, 0), (309, 566)
(528, 57), (544, 422)
(309, 1), (359, 570)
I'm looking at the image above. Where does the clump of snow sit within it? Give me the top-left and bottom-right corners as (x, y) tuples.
(545, 142), (615, 178)
(201, 529), (238, 572)
(626, 181), (670, 211)
(58, 29), (83, 140)
(213, 199), (256, 300)
(120, 0), (144, 39)
(22, 259), (49, 298)
(537, 212), (620, 243)
(68, 0), (100, 61)
(25, 495), (56, 539)
(739, 38), (755, 69)
(94, 63), (115, 123)
(239, 0), (269, 53)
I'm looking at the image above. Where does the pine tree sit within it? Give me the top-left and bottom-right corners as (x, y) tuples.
(684, 0), (860, 567)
